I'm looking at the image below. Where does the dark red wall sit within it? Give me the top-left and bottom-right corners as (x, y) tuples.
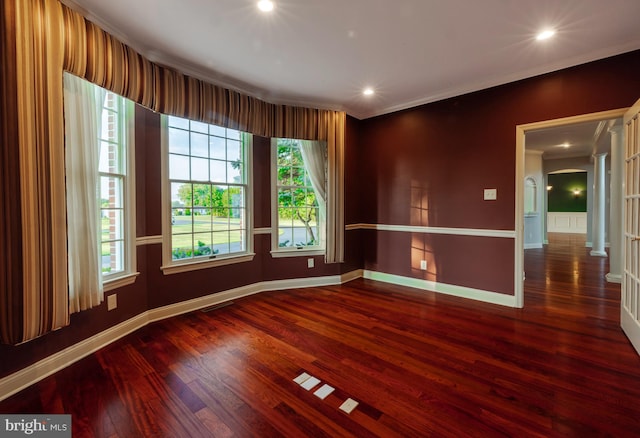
(358, 50), (640, 294)
(2, 49), (639, 381)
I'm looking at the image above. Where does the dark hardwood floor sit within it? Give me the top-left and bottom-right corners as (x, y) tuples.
(2, 233), (640, 437)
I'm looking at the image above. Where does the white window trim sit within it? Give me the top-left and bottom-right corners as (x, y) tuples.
(270, 138), (325, 257)
(160, 116), (254, 274)
(270, 248), (325, 258)
(103, 98), (139, 287)
(104, 272), (140, 291)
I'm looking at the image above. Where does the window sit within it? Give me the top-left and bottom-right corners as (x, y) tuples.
(272, 138), (325, 256)
(163, 116), (253, 272)
(63, 74), (136, 295)
(99, 92), (133, 280)
(524, 177), (537, 215)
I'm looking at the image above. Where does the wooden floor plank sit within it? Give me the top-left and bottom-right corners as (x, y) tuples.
(1, 233), (640, 436)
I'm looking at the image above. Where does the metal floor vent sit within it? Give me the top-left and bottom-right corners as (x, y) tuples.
(200, 301), (234, 313)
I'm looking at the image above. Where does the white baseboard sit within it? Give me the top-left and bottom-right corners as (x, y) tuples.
(524, 243), (543, 249)
(340, 269), (364, 283)
(363, 270), (517, 308)
(0, 270), (361, 403)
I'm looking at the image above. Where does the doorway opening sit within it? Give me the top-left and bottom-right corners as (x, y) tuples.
(514, 109), (626, 307)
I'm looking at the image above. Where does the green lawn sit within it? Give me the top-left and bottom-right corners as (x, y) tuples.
(171, 215), (244, 248)
(101, 215), (318, 254)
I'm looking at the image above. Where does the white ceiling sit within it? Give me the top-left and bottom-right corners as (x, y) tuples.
(62, 0), (640, 120)
(525, 115), (622, 161)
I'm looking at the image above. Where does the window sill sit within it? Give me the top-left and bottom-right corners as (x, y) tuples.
(161, 253), (256, 275)
(270, 248), (325, 258)
(104, 272), (140, 292)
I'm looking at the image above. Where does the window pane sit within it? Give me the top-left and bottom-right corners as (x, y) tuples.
(227, 161), (241, 183)
(101, 209), (123, 240)
(280, 161), (295, 185)
(100, 176), (123, 209)
(278, 188), (290, 205)
(173, 182), (191, 208)
(291, 167), (305, 186)
(191, 132), (209, 158)
(227, 139), (241, 161)
(277, 147), (291, 167)
(191, 157), (209, 181)
(210, 160), (226, 183)
(306, 191), (318, 207)
(278, 227), (293, 247)
(212, 207), (228, 224)
(168, 127), (190, 155)
(193, 209), (213, 233)
(229, 187), (245, 208)
(226, 128), (241, 141)
(102, 240), (123, 274)
(193, 232), (214, 257)
(172, 232), (193, 260)
(170, 154), (190, 180)
(103, 92), (118, 112)
(100, 108), (119, 144)
(99, 140), (124, 174)
(229, 209), (243, 227)
(212, 231), (229, 255)
(210, 136), (226, 159)
(168, 115), (190, 130)
(210, 125), (226, 137)
(192, 184), (211, 207)
(230, 229), (245, 252)
(190, 120), (209, 134)
(172, 212), (192, 237)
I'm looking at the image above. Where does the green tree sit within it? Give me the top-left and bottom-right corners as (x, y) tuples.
(176, 183), (238, 217)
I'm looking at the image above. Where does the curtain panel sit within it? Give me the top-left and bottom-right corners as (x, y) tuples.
(63, 73), (105, 314)
(0, 0), (26, 345)
(1, 0), (344, 344)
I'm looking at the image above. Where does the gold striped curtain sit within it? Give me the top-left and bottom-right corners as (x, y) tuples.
(0, 0), (25, 345)
(1, 0), (69, 345)
(1, 0), (344, 344)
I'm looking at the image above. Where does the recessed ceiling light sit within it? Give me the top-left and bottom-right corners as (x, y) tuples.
(536, 29), (556, 41)
(363, 88), (374, 96)
(257, 0), (274, 12)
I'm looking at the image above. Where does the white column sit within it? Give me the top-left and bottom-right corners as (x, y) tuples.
(607, 127), (623, 282)
(591, 153), (608, 257)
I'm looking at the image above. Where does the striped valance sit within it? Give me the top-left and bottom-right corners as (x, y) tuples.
(59, 2), (342, 141)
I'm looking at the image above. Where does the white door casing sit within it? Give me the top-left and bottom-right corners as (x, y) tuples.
(621, 98), (640, 356)
(515, 108), (627, 309)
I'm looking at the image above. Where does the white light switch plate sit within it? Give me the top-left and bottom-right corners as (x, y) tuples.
(307, 258), (314, 268)
(484, 188), (497, 200)
(107, 294), (117, 311)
